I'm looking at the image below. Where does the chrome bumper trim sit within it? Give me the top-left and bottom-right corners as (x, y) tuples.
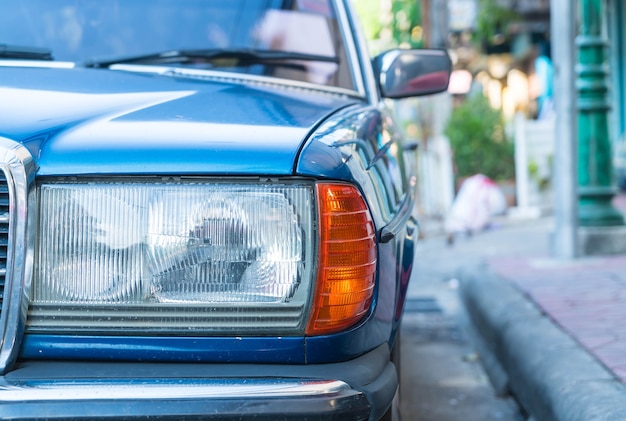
(0, 377), (370, 420)
(0, 378), (350, 401)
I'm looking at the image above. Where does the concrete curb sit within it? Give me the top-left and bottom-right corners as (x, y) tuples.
(459, 263), (626, 421)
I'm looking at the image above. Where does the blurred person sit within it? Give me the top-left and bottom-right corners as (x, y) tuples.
(444, 174), (507, 245)
(535, 40), (554, 120)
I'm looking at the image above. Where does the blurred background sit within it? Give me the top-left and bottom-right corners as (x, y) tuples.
(353, 0), (568, 236)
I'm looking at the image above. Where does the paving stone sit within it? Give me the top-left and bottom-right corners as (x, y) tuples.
(458, 216), (626, 420)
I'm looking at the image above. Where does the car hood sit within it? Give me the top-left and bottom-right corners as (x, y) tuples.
(0, 66), (358, 176)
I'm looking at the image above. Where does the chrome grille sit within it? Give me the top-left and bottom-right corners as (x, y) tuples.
(0, 174), (9, 306)
(0, 139), (36, 374)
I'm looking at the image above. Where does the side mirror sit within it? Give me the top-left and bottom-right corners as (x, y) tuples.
(373, 49), (451, 99)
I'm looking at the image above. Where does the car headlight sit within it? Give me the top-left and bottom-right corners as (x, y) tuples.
(28, 181), (314, 335)
(26, 179), (377, 337)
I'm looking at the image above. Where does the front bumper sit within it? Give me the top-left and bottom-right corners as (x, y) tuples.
(0, 344), (396, 420)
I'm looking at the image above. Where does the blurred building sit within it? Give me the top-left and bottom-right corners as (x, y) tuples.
(445, 0), (553, 219)
(445, 0), (550, 119)
(416, 0), (626, 242)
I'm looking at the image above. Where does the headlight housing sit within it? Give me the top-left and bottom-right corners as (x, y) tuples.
(29, 180), (314, 335)
(27, 179), (377, 337)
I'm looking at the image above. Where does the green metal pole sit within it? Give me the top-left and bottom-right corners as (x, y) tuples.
(576, 0), (624, 226)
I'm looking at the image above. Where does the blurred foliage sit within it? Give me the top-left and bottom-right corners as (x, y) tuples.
(390, 0), (423, 48)
(444, 94), (515, 182)
(474, 0), (520, 46)
(353, 0), (423, 54)
(353, 1), (383, 41)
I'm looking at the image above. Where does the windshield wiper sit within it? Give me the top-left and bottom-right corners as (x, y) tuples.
(0, 44), (53, 60)
(84, 48), (339, 68)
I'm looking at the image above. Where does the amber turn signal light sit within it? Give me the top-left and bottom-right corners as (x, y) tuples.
(306, 183), (377, 335)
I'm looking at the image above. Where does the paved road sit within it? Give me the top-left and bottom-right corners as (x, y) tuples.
(398, 216), (552, 420)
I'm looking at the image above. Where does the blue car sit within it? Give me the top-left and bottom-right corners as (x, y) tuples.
(0, 1), (450, 419)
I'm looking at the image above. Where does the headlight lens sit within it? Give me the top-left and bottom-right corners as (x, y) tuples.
(29, 181), (314, 335)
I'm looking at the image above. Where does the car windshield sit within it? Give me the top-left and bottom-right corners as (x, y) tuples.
(0, 0), (355, 89)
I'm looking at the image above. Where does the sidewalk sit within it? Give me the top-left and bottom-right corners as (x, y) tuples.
(457, 217), (626, 420)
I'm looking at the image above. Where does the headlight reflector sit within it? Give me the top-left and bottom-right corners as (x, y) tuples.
(29, 181), (313, 335)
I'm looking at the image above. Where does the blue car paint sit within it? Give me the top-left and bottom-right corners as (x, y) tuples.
(21, 335), (307, 364)
(3, 67), (414, 364)
(297, 104), (415, 363)
(4, 65), (410, 365)
(0, 0), (417, 372)
(10, 79), (413, 368)
(0, 0), (454, 417)
(0, 67), (358, 176)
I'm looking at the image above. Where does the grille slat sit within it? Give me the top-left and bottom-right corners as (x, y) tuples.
(27, 303), (305, 335)
(0, 174), (8, 310)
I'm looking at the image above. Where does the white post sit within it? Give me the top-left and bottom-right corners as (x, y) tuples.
(514, 113), (530, 210)
(551, 0), (578, 258)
